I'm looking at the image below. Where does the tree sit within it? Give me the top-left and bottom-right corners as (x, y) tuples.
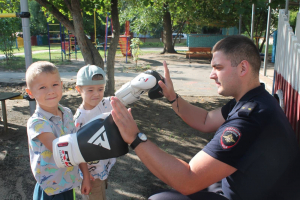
(120, 0), (240, 54)
(0, 18), (20, 62)
(0, 0), (22, 62)
(29, 1), (48, 36)
(121, 0), (287, 54)
(120, 0), (194, 53)
(130, 38), (143, 67)
(34, 0), (119, 95)
(237, 0), (288, 52)
(105, 0), (120, 96)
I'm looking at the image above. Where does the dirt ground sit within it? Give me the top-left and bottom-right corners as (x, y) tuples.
(0, 53), (229, 200)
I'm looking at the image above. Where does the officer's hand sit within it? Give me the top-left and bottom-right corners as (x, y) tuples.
(158, 61), (177, 101)
(111, 96), (140, 145)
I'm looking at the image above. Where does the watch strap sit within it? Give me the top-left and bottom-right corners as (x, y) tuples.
(130, 133), (146, 150)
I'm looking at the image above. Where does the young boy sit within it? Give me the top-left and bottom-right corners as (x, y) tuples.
(74, 64), (116, 200)
(25, 61), (91, 199)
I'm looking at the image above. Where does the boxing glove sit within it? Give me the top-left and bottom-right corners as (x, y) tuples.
(115, 70), (164, 106)
(52, 113), (128, 168)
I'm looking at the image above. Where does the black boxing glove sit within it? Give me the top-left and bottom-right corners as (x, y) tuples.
(144, 70), (164, 99)
(52, 113), (128, 168)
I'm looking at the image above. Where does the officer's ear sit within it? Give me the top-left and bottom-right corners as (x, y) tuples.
(238, 60), (250, 77)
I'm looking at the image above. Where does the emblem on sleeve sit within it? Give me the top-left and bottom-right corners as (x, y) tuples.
(221, 127), (241, 149)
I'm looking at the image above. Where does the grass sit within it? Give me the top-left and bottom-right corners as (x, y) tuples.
(0, 41), (184, 55)
(0, 45), (62, 54)
(0, 54), (71, 71)
(0, 41), (179, 71)
(0, 49), (161, 71)
(261, 44), (273, 55)
(140, 41), (187, 48)
(140, 42), (164, 48)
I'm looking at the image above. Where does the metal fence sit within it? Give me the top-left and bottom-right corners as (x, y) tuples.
(274, 10), (300, 143)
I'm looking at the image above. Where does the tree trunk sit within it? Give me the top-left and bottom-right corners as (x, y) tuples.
(105, 0), (120, 96)
(161, 3), (176, 54)
(172, 21), (186, 46)
(259, 32), (266, 53)
(35, 0), (104, 69)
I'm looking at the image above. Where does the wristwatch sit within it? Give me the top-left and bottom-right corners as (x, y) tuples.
(130, 133), (147, 150)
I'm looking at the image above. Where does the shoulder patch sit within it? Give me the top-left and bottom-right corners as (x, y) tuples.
(238, 101), (257, 117)
(221, 127), (241, 149)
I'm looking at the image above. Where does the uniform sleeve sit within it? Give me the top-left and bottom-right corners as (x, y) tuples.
(203, 116), (261, 171)
(221, 99), (236, 120)
(27, 117), (53, 141)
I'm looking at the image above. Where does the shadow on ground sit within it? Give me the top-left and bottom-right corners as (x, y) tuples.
(0, 86), (229, 199)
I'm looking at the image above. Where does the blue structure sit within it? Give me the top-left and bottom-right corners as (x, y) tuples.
(271, 30), (277, 63)
(187, 27), (238, 48)
(36, 35), (43, 46)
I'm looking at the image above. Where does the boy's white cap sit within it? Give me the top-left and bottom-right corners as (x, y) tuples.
(76, 65), (106, 86)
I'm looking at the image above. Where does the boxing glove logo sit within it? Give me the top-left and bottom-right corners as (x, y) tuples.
(87, 125), (111, 150)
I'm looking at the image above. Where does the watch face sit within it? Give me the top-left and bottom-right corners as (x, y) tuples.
(138, 133), (147, 141)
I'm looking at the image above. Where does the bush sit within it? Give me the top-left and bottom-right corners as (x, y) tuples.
(0, 18), (20, 62)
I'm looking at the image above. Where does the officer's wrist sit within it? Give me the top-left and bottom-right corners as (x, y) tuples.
(167, 93), (178, 104)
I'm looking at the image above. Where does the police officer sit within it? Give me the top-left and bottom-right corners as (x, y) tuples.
(110, 35), (300, 200)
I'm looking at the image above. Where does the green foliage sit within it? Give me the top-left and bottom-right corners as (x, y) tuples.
(289, 10), (298, 32)
(0, 19), (18, 61)
(119, 0), (257, 36)
(0, 0), (19, 12)
(0, 0), (22, 62)
(34, 0), (114, 39)
(119, 0), (164, 37)
(29, 1), (48, 35)
(240, 1), (286, 52)
(130, 38), (143, 66)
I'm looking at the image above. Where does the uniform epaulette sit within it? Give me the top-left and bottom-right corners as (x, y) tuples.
(238, 101), (257, 117)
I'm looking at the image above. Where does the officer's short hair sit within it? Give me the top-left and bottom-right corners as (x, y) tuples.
(212, 35), (261, 76)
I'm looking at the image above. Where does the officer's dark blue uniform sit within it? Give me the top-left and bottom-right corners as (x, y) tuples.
(203, 83), (300, 200)
(149, 84), (300, 200)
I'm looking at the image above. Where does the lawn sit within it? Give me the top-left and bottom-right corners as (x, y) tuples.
(0, 45), (62, 55)
(262, 44), (273, 55)
(0, 41), (186, 71)
(0, 49), (162, 71)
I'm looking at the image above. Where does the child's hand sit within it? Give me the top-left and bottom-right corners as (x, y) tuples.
(81, 176), (92, 195)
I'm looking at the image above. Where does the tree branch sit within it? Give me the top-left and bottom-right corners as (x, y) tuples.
(63, 0), (72, 13)
(35, 0), (74, 33)
(241, 21), (250, 36)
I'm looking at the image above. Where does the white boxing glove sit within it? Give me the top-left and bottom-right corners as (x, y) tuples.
(115, 70), (164, 106)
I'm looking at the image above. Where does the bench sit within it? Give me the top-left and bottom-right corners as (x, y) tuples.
(186, 47), (212, 63)
(0, 92), (21, 133)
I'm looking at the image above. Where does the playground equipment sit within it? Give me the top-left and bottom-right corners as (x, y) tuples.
(47, 20), (78, 61)
(103, 15), (131, 63)
(16, 36), (24, 48)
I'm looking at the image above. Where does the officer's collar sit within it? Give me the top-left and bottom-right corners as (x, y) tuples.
(227, 84), (265, 119)
(238, 83), (265, 102)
